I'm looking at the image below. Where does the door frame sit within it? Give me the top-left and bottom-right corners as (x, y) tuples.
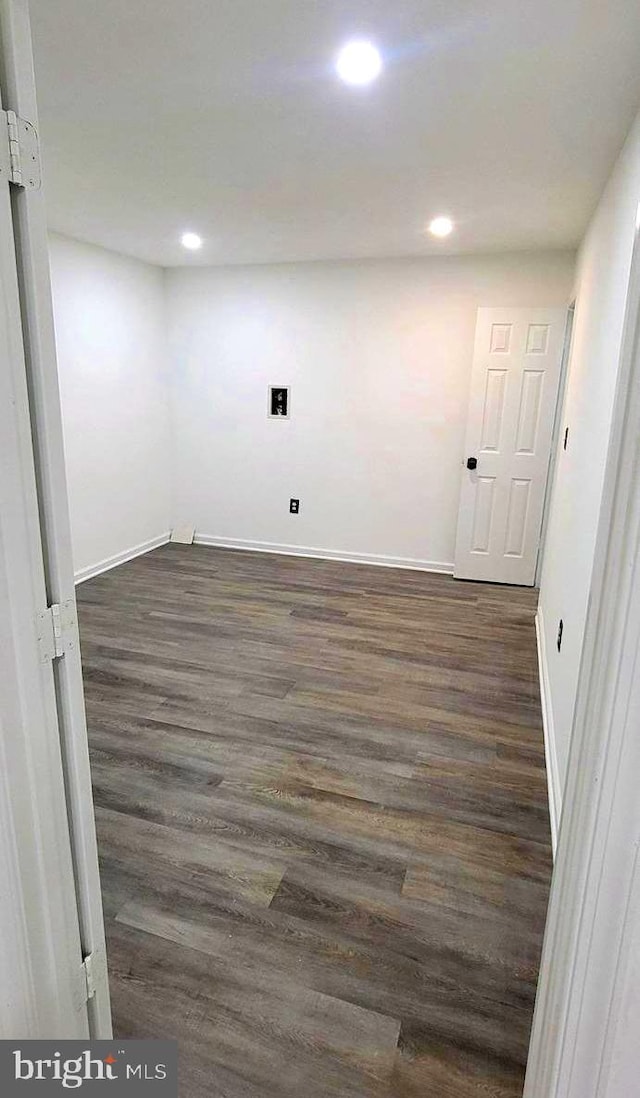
(454, 305), (568, 585)
(0, 0), (110, 1036)
(535, 301), (575, 585)
(0, 112), (87, 1036)
(524, 208), (640, 1094)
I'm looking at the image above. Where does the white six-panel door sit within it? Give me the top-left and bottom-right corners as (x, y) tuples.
(454, 307), (567, 585)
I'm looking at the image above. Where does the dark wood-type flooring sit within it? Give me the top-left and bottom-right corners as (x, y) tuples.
(77, 544), (552, 1098)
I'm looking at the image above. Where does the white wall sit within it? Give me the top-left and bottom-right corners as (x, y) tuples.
(165, 252), (574, 568)
(48, 234), (171, 579)
(538, 110), (640, 808)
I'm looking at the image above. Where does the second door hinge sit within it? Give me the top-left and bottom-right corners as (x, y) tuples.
(37, 599), (77, 662)
(0, 109), (41, 189)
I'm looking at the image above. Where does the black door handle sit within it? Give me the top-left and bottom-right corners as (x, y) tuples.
(466, 457), (478, 470)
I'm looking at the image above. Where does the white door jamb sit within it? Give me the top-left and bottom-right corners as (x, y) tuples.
(0, 0), (111, 1036)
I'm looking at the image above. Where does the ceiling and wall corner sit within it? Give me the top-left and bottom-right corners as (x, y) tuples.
(28, 0), (640, 268)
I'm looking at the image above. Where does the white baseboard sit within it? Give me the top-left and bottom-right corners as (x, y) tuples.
(193, 534), (454, 575)
(74, 532), (171, 584)
(535, 606), (561, 858)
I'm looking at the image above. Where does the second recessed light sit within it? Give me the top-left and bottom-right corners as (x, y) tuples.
(181, 231), (202, 250)
(335, 40), (383, 86)
(429, 217), (454, 238)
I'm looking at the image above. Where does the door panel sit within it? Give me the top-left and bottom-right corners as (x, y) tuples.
(471, 477), (496, 552)
(480, 369), (507, 450)
(454, 307), (567, 584)
(504, 478), (531, 556)
(516, 371), (544, 453)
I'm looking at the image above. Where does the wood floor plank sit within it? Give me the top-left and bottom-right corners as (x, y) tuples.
(77, 543), (552, 1097)
(107, 919), (399, 1098)
(95, 806), (286, 908)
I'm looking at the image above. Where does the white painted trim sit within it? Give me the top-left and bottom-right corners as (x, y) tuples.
(194, 534), (455, 575)
(74, 532), (171, 584)
(0, 0), (89, 1035)
(535, 606), (561, 857)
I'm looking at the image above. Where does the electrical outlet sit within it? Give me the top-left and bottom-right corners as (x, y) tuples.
(289, 498), (300, 514)
(557, 618), (564, 652)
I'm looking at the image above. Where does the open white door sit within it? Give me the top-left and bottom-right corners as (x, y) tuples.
(0, 0), (110, 1036)
(454, 307), (566, 585)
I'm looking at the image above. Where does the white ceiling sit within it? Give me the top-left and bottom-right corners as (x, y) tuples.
(29, 0), (640, 268)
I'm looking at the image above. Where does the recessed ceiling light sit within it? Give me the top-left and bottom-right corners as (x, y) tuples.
(335, 40), (383, 86)
(429, 216), (454, 238)
(181, 231), (202, 250)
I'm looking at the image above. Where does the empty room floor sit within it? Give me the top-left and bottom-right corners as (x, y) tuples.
(78, 544), (552, 1098)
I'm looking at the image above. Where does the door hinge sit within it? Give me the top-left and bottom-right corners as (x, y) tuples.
(82, 953), (96, 1002)
(37, 599), (78, 662)
(0, 109), (41, 189)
